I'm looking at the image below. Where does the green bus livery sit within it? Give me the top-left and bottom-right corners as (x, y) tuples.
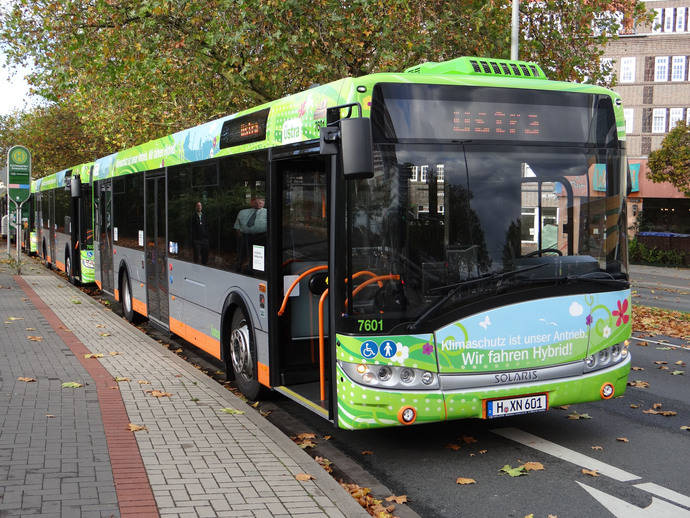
(31, 56), (632, 429)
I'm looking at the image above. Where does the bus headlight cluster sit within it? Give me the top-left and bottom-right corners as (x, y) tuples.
(584, 342), (629, 372)
(339, 361), (439, 390)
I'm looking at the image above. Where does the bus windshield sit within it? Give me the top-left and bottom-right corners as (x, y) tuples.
(345, 142), (628, 333)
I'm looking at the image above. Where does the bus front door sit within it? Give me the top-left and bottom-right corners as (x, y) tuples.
(99, 180), (114, 293)
(273, 156), (331, 415)
(145, 172), (169, 326)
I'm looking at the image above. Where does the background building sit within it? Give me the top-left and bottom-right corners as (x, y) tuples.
(603, 0), (690, 234)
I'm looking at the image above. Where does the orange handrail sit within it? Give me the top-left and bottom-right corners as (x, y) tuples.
(318, 288), (329, 401)
(345, 274), (401, 308)
(348, 270), (384, 288)
(277, 265), (328, 316)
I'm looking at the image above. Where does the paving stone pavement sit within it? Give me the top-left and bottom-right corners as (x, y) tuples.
(0, 265), (120, 518)
(8, 258), (368, 518)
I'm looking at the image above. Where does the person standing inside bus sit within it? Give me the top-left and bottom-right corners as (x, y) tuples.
(234, 196), (267, 272)
(191, 201), (209, 265)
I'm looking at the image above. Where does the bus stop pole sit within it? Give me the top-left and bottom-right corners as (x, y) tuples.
(511, 0), (519, 60)
(16, 202), (23, 274)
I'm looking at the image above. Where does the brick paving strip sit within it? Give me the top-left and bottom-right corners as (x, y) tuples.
(15, 275), (158, 518)
(17, 267), (368, 518)
(0, 267), (120, 518)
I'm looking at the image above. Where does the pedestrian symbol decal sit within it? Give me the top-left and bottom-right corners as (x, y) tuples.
(380, 340), (397, 359)
(361, 341), (378, 359)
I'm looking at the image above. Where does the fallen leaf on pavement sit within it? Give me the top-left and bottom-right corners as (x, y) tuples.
(71, 299), (81, 304)
(219, 407), (244, 414)
(147, 390), (172, 398)
(361, 450), (374, 455)
(567, 412), (592, 420)
(636, 341), (648, 346)
(582, 469), (600, 477)
(631, 366), (644, 371)
(671, 370), (685, 375)
(26, 335), (43, 341)
(456, 477), (477, 485)
(315, 456), (333, 473)
(84, 353), (103, 359)
(681, 426), (690, 431)
(591, 446), (603, 451)
(522, 462), (545, 472)
(128, 423), (148, 432)
(99, 332), (111, 337)
(675, 361), (686, 366)
(616, 437), (629, 442)
(654, 361), (668, 365)
(8, 317), (24, 320)
(114, 377), (130, 382)
(46, 414), (55, 418)
(323, 435), (332, 440)
(109, 351), (120, 356)
(500, 464), (527, 477)
(62, 382), (83, 388)
(138, 380), (151, 384)
(630, 404), (640, 408)
(478, 449), (487, 455)
(17, 377), (36, 382)
(385, 494), (408, 504)
(628, 380), (649, 388)
(295, 473), (315, 481)
(462, 435), (478, 444)
(556, 405), (570, 410)
(296, 433), (316, 440)
(445, 443), (462, 451)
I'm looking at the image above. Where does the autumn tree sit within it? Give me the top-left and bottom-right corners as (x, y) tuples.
(0, 104), (107, 178)
(1, 0), (649, 156)
(647, 121), (690, 197)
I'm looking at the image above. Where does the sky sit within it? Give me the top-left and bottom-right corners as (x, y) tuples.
(0, 60), (33, 115)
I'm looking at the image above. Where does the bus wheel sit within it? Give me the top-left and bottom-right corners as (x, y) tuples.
(66, 254), (74, 284)
(229, 309), (261, 401)
(120, 270), (136, 323)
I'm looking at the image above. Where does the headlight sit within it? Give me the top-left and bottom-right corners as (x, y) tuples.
(339, 361), (440, 390)
(584, 342), (629, 372)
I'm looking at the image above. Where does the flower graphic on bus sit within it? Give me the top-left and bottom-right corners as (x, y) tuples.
(585, 314), (593, 326)
(612, 299), (629, 327)
(602, 325), (611, 338)
(392, 345), (409, 364)
(422, 342), (434, 355)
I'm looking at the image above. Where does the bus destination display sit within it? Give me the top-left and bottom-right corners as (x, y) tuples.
(452, 110), (540, 138)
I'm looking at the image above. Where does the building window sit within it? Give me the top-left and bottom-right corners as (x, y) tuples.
(643, 85), (653, 104)
(664, 8), (675, 32)
(600, 58), (614, 83)
(677, 8), (686, 32)
(436, 164), (444, 183)
(652, 108), (667, 133)
(655, 57), (669, 81)
(624, 108), (634, 134)
(653, 8), (662, 33)
(620, 57), (636, 83)
(669, 108), (684, 129)
(672, 56), (686, 81)
(687, 109), (690, 125)
(641, 136), (651, 155)
(410, 166), (418, 182)
(420, 165), (428, 183)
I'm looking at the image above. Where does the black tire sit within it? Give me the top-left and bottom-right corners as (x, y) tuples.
(120, 270), (136, 322)
(228, 308), (263, 401)
(66, 253), (74, 284)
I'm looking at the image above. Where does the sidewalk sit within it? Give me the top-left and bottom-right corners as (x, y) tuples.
(0, 258), (368, 518)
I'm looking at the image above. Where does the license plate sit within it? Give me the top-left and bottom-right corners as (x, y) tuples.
(485, 393), (548, 418)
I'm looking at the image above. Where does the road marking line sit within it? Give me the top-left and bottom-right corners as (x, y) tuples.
(492, 427), (641, 482)
(629, 336), (689, 349)
(634, 482), (690, 509)
(577, 482), (690, 517)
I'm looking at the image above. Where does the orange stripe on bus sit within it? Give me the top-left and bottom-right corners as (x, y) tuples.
(257, 362), (270, 388)
(56, 261), (65, 272)
(131, 297), (147, 316)
(169, 317), (221, 359)
(95, 280), (102, 289)
(114, 289), (119, 302)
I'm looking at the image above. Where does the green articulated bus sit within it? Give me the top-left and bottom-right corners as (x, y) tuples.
(31, 56), (633, 429)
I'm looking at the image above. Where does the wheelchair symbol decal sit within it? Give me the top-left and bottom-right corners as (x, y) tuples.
(360, 341), (378, 359)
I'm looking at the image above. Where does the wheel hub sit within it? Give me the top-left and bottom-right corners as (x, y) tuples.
(123, 281), (132, 313)
(230, 323), (253, 381)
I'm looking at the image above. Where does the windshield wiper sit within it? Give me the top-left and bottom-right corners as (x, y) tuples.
(565, 272), (629, 287)
(408, 263), (548, 331)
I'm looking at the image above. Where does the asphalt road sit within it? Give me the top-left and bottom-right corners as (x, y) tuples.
(629, 264), (690, 313)
(266, 333), (689, 518)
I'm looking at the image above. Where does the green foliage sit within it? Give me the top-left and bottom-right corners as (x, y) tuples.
(1, 0), (650, 170)
(628, 238), (687, 266)
(648, 121), (690, 197)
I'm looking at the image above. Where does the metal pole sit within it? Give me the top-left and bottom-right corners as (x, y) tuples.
(511, 0), (520, 60)
(16, 204), (21, 274)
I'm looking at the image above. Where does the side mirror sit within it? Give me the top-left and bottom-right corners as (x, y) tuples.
(340, 117), (374, 179)
(71, 175), (81, 198)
